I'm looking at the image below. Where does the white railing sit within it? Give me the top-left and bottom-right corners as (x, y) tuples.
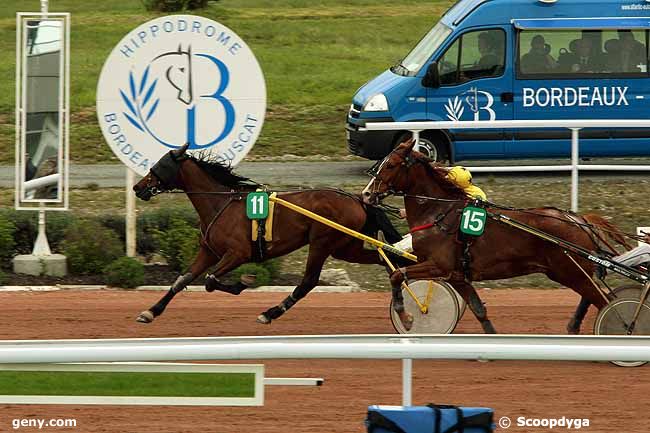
(2, 334), (650, 406)
(364, 119), (650, 212)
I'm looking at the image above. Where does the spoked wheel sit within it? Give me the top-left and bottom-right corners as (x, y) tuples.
(594, 298), (650, 367)
(610, 285), (650, 304)
(390, 280), (461, 334)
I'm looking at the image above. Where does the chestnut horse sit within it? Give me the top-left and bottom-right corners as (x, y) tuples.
(362, 139), (629, 334)
(133, 144), (401, 324)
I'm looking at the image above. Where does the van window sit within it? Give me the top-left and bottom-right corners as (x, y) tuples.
(438, 29), (505, 86)
(518, 30), (649, 77)
(397, 22), (452, 76)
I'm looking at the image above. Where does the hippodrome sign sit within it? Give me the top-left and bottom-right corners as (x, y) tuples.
(97, 15), (266, 175)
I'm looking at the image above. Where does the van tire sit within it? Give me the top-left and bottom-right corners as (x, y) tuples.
(395, 131), (450, 164)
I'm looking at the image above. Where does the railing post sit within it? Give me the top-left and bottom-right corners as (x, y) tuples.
(570, 128), (581, 212)
(412, 130), (420, 153)
(402, 358), (412, 406)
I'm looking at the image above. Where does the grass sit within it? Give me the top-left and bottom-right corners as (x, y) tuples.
(0, 371), (255, 397)
(0, 0), (453, 164)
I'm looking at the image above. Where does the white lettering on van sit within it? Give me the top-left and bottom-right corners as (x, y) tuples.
(521, 87), (629, 108)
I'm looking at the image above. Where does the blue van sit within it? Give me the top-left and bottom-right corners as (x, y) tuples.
(346, 0), (650, 162)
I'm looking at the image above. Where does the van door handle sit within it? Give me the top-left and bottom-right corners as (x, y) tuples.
(501, 92), (514, 103)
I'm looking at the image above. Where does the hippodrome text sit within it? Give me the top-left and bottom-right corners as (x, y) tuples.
(118, 17), (242, 59)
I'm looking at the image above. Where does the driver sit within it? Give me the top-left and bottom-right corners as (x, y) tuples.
(393, 166), (486, 252)
(613, 234), (650, 268)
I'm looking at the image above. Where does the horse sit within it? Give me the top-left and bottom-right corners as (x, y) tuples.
(132, 143), (402, 324)
(361, 138), (630, 334)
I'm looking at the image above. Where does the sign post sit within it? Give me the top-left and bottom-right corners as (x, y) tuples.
(13, 6), (70, 277)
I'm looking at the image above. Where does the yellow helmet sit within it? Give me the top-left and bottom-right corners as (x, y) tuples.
(446, 166), (472, 189)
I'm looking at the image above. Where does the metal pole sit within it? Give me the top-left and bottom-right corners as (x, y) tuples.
(32, 206), (51, 256)
(412, 130), (421, 153)
(40, 0), (48, 13)
(402, 358), (412, 406)
(570, 128), (580, 212)
(126, 168), (137, 257)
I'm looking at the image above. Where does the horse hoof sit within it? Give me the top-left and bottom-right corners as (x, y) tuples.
(136, 310), (154, 323)
(256, 314), (271, 325)
(240, 274), (256, 287)
(399, 311), (414, 331)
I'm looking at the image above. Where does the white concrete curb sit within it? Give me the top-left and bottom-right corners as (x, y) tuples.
(0, 285), (364, 293)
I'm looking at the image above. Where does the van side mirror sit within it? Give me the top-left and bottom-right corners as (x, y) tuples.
(422, 62), (441, 88)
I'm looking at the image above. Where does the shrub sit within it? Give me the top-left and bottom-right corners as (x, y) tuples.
(0, 215), (16, 262)
(142, 0), (211, 12)
(138, 206), (198, 255)
(63, 219), (123, 275)
(0, 269), (7, 285)
(104, 257), (145, 288)
(153, 218), (200, 272)
(261, 258), (281, 278)
(231, 263), (271, 287)
(0, 210), (75, 255)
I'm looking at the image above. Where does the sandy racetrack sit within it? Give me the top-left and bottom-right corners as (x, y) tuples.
(0, 288), (648, 433)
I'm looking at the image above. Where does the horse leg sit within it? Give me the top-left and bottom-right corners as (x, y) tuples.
(136, 246), (218, 323)
(388, 261), (451, 331)
(257, 247), (330, 325)
(204, 250), (250, 295)
(567, 297), (591, 335)
(452, 280), (497, 334)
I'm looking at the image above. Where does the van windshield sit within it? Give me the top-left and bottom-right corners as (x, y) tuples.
(395, 22), (452, 76)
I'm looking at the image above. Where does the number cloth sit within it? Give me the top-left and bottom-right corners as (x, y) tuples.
(252, 192), (277, 242)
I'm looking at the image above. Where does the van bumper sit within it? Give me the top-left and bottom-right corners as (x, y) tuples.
(346, 118), (397, 160)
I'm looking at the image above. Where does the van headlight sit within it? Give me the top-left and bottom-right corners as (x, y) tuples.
(363, 94), (389, 112)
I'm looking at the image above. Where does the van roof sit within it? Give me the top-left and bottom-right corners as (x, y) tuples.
(441, 0), (650, 28)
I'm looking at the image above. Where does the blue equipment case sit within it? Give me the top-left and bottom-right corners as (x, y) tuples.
(366, 404), (494, 433)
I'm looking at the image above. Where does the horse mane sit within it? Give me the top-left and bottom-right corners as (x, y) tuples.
(412, 153), (467, 199)
(188, 151), (253, 188)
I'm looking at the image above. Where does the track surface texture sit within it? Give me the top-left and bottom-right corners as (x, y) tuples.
(0, 289), (648, 433)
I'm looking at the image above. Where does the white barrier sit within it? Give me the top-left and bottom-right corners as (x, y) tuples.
(364, 119), (650, 212)
(2, 334), (650, 405)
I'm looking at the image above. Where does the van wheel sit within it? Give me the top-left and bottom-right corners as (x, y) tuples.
(396, 133), (449, 163)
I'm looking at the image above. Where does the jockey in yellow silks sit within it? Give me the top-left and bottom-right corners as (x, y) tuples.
(445, 166), (487, 201)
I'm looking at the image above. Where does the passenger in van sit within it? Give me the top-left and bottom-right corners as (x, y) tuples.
(603, 38), (621, 72)
(567, 38), (605, 73)
(520, 35), (557, 74)
(477, 32), (499, 69)
(615, 30), (646, 72)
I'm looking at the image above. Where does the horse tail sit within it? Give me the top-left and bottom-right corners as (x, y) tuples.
(362, 205), (402, 244)
(582, 213), (633, 252)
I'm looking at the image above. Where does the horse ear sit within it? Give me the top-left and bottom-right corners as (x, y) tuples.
(172, 142), (190, 159)
(405, 138), (417, 152)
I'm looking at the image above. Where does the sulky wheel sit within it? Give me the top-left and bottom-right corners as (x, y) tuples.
(449, 284), (468, 319)
(594, 298), (650, 367)
(610, 285), (650, 305)
(390, 280), (461, 334)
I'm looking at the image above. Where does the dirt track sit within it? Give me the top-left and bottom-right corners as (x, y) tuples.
(0, 289), (648, 433)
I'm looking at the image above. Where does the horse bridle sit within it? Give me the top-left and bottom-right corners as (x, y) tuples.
(366, 147), (420, 200)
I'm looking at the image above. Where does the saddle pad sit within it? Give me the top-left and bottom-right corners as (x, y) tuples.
(366, 405), (494, 433)
(252, 192), (277, 242)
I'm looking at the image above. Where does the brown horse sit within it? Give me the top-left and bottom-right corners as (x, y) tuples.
(133, 144), (400, 324)
(361, 139), (630, 334)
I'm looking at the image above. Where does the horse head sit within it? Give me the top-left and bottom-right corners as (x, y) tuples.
(361, 138), (418, 205)
(133, 142), (190, 200)
(153, 45), (193, 106)
(361, 137), (464, 205)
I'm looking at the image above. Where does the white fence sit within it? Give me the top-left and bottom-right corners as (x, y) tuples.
(2, 334), (650, 406)
(364, 119), (650, 212)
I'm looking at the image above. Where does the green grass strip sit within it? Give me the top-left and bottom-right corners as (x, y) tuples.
(0, 371), (255, 398)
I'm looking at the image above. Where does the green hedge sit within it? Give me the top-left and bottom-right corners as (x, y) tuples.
(153, 218), (200, 273)
(104, 257), (145, 288)
(63, 219), (123, 275)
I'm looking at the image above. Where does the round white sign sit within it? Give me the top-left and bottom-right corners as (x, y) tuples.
(97, 15), (266, 175)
